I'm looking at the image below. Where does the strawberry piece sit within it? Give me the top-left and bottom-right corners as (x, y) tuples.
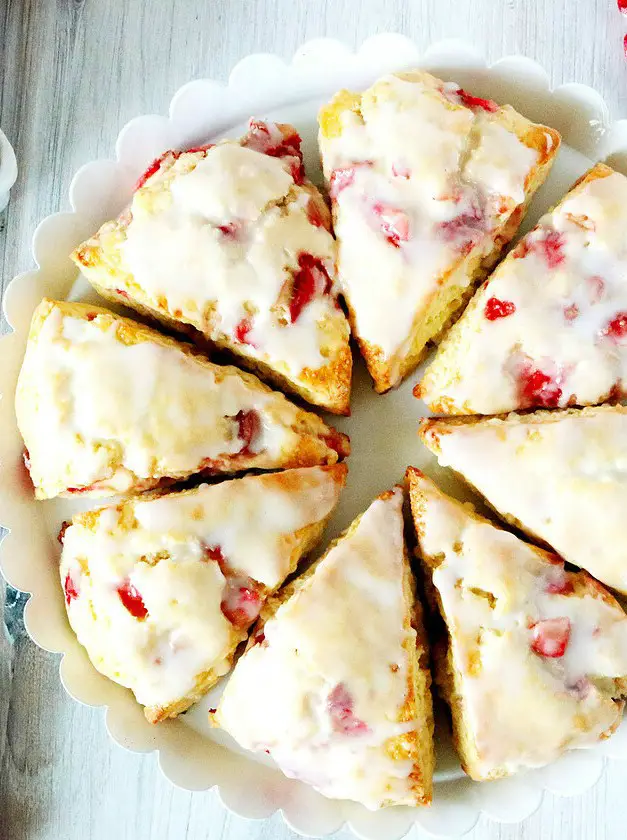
(438, 205), (484, 255)
(601, 312), (627, 343)
(563, 304), (579, 322)
(372, 203), (411, 248)
(518, 366), (562, 408)
(484, 297), (516, 320)
(624, 33), (627, 59)
(185, 143), (214, 155)
(530, 617), (571, 658)
(66, 485), (95, 494)
(289, 254), (332, 323)
(217, 221), (243, 240)
(545, 568), (574, 595)
(85, 312), (98, 322)
(327, 683), (370, 736)
(620, 0), (627, 15)
(64, 572), (79, 605)
(329, 166), (356, 197)
(456, 88), (499, 113)
(234, 409), (260, 454)
(201, 543), (226, 565)
(58, 521), (70, 545)
(117, 580), (148, 620)
(133, 151), (172, 191)
(234, 316), (256, 347)
(538, 230), (566, 269)
(221, 581), (262, 628)
(587, 275), (605, 303)
(244, 119), (302, 164)
(115, 288), (130, 300)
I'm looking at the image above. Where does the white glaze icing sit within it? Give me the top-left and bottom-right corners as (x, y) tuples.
(60, 466), (344, 710)
(420, 169), (627, 413)
(413, 473), (627, 778)
(423, 407), (627, 594)
(15, 302), (335, 498)
(215, 488), (423, 809)
(119, 129), (347, 377)
(319, 73), (540, 368)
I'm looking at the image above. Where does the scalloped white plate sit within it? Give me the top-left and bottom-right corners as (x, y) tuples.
(2, 35), (627, 840)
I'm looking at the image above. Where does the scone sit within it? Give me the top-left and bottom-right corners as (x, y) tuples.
(212, 487), (434, 809)
(407, 468), (627, 781)
(71, 119), (352, 414)
(16, 299), (349, 500)
(420, 406), (627, 594)
(60, 464), (346, 723)
(418, 164), (627, 413)
(319, 70), (560, 392)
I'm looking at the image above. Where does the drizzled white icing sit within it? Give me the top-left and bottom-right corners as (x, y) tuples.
(319, 73), (541, 372)
(119, 133), (348, 377)
(15, 302), (337, 499)
(422, 407), (627, 594)
(413, 472), (627, 778)
(420, 168), (627, 414)
(60, 466), (344, 710)
(216, 488), (426, 810)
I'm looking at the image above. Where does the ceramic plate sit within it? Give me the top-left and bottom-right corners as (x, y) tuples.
(2, 35), (627, 840)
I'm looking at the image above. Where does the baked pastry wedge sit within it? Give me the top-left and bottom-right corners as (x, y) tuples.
(407, 468), (627, 781)
(59, 464), (347, 723)
(319, 70), (560, 393)
(418, 164), (627, 414)
(420, 406), (627, 594)
(71, 119), (352, 414)
(16, 299), (349, 500)
(212, 486), (434, 809)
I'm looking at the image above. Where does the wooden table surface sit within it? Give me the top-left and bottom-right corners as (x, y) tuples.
(1, 1), (626, 838)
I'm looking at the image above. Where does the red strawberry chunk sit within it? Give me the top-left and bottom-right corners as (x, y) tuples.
(64, 572), (79, 605)
(624, 33), (627, 59)
(620, 0), (627, 15)
(115, 288), (130, 300)
(328, 161), (373, 198)
(518, 366), (562, 408)
(201, 543), (226, 566)
(456, 88), (499, 113)
(484, 297), (516, 321)
(327, 683), (370, 736)
(58, 521), (71, 545)
(244, 119), (302, 159)
(233, 409), (260, 454)
(221, 579), (262, 628)
(563, 304), (579, 322)
(438, 205), (485, 255)
(133, 151), (172, 191)
(217, 221), (243, 240)
(530, 617), (571, 658)
(185, 143), (214, 155)
(545, 569), (574, 595)
(117, 580), (148, 620)
(289, 254), (332, 323)
(372, 203), (411, 248)
(234, 316), (256, 347)
(538, 230), (566, 269)
(601, 312), (627, 342)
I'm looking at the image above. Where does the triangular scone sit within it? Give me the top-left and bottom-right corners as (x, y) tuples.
(420, 406), (627, 594)
(71, 120), (352, 414)
(406, 468), (627, 781)
(213, 487), (434, 809)
(418, 164), (627, 414)
(319, 70), (560, 393)
(60, 464), (346, 723)
(16, 299), (349, 500)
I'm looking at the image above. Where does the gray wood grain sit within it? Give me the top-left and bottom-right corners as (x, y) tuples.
(1, 0), (626, 838)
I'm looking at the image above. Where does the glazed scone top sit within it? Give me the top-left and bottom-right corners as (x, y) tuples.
(118, 121), (348, 377)
(419, 166), (627, 414)
(60, 465), (345, 710)
(414, 473), (627, 778)
(421, 407), (627, 594)
(15, 301), (344, 499)
(319, 72), (544, 361)
(215, 488), (421, 809)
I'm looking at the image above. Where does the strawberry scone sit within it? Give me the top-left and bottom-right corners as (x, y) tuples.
(319, 70), (560, 392)
(60, 464), (346, 722)
(420, 406), (627, 594)
(407, 468), (627, 780)
(418, 164), (627, 414)
(213, 487), (434, 809)
(15, 300), (349, 500)
(71, 120), (352, 414)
